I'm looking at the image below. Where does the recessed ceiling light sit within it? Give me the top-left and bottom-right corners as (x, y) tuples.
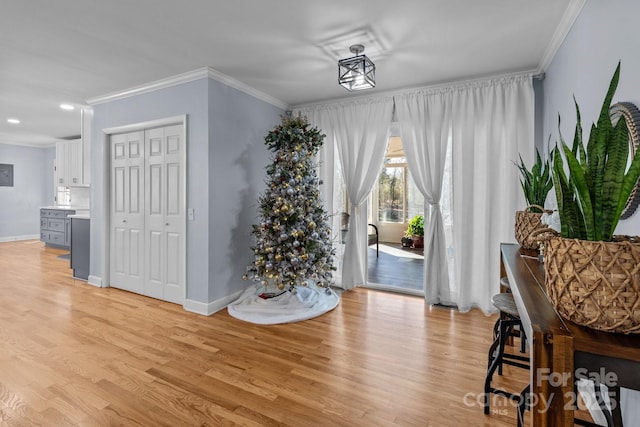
(60, 104), (75, 111)
(7, 118), (20, 124)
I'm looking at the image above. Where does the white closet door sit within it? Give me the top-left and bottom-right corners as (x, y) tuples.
(110, 131), (145, 294)
(145, 124), (184, 304)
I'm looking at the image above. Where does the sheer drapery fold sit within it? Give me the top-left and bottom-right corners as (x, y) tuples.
(396, 75), (533, 311)
(449, 76), (534, 312)
(298, 74), (533, 309)
(300, 109), (343, 286)
(396, 91), (454, 305)
(296, 97), (394, 290)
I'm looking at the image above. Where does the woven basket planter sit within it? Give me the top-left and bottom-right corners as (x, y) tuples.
(515, 205), (555, 250)
(544, 236), (640, 334)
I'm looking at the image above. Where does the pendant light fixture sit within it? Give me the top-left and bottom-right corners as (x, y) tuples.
(338, 44), (375, 91)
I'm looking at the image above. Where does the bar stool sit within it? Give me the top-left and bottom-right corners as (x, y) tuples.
(484, 292), (530, 418)
(500, 276), (511, 291)
(493, 277), (526, 357)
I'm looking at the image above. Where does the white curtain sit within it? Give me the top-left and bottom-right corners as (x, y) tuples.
(297, 97), (394, 290)
(396, 90), (454, 305)
(451, 75), (534, 312)
(301, 109), (345, 287)
(298, 75), (532, 308)
(395, 75), (533, 312)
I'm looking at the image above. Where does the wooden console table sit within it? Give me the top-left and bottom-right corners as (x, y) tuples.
(500, 243), (640, 426)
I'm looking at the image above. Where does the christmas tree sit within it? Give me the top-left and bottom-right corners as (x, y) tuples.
(243, 114), (335, 294)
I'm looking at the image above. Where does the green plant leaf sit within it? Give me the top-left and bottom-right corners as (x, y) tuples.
(572, 98), (588, 171)
(532, 151), (542, 178)
(592, 63), (620, 233)
(571, 97), (586, 165)
(614, 144), (640, 232)
(601, 118), (629, 240)
(406, 214), (424, 236)
(514, 149), (552, 208)
(562, 142), (596, 239)
(552, 146), (582, 238)
(551, 63), (633, 242)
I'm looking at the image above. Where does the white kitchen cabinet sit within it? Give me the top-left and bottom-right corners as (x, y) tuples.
(55, 140), (67, 186)
(82, 108), (92, 186)
(68, 139), (82, 185)
(56, 139), (86, 187)
(55, 108), (92, 188)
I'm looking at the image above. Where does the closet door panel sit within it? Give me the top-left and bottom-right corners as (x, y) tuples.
(113, 227), (125, 274)
(161, 124), (185, 304)
(110, 131), (145, 295)
(110, 123), (184, 305)
(146, 229), (163, 300)
(145, 127), (166, 300)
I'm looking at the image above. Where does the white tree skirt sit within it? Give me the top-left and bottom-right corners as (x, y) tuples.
(227, 283), (340, 325)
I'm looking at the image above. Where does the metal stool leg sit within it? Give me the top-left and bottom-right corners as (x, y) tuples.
(517, 384), (530, 427)
(485, 319), (516, 414)
(486, 292), (530, 419)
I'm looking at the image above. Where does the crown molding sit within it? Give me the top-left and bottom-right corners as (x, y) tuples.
(537, 0), (586, 74)
(87, 67), (288, 111)
(86, 68), (208, 105)
(205, 68), (289, 110)
(0, 140), (57, 148)
(103, 115), (186, 136)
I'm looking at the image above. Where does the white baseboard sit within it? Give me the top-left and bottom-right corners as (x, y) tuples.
(87, 275), (103, 287)
(84, 276), (244, 315)
(183, 289), (244, 316)
(366, 281), (424, 297)
(0, 234), (40, 243)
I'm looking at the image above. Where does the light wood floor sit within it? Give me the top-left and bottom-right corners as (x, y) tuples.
(0, 240), (530, 426)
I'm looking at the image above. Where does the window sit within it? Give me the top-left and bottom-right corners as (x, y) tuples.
(56, 186), (71, 205)
(377, 159), (405, 222)
(375, 137), (424, 224)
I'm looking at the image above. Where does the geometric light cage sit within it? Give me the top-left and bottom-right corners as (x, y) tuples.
(338, 44), (375, 91)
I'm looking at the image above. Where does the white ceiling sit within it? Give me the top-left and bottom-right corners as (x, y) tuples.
(1, 0), (579, 147)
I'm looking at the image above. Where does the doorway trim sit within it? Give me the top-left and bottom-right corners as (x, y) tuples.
(100, 114), (188, 306)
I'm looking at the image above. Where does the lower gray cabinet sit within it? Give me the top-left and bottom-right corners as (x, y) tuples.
(65, 217), (71, 247)
(40, 208), (75, 249)
(70, 217), (90, 280)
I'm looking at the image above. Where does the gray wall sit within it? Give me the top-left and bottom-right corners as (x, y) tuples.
(208, 80), (280, 302)
(90, 77), (281, 307)
(0, 143), (54, 240)
(90, 78), (209, 302)
(543, 0), (640, 235)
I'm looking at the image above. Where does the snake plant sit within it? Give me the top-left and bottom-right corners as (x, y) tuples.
(551, 62), (640, 241)
(515, 148), (553, 213)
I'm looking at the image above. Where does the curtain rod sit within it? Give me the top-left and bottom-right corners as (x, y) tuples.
(294, 70), (540, 110)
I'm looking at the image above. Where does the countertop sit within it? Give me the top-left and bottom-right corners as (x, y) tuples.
(41, 206), (89, 214)
(68, 214), (90, 220)
(42, 205), (74, 210)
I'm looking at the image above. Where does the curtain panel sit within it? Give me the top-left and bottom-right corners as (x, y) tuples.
(395, 90), (454, 306)
(295, 97), (394, 290)
(395, 74), (534, 311)
(297, 74), (533, 310)
(449, 75), (534, 312)
(300, 108), (344, 287)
